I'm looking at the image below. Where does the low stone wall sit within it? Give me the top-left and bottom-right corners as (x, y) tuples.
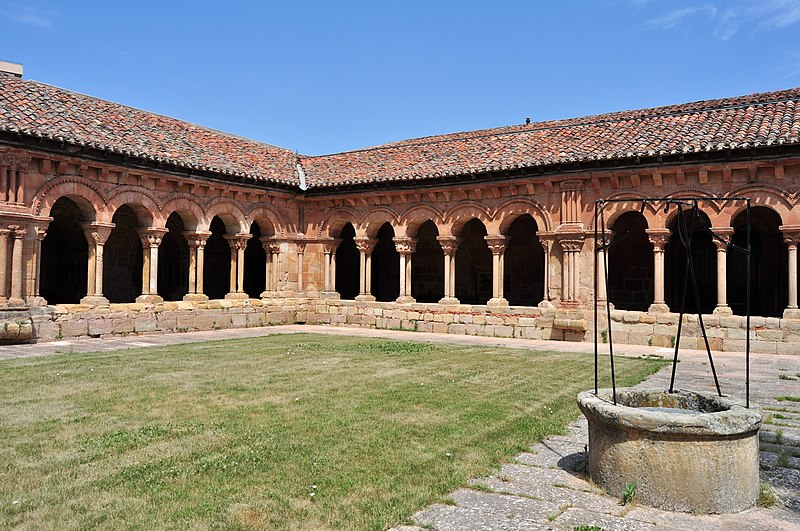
(6, 299), (799, 354)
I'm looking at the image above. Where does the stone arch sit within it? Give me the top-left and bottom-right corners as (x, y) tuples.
(358, 207), (400, 237)
(410, 220), (444, 302)
(718, 187), (791, 227)
(661, 190), (722, 229)
(503, 214), (545, 306)
(445, 202), (492, 236)
(203, 200), (247, 233)
(590, 193), (659, 231)
(34, 178), (104, 221)
(318, 207), (359, 238)
(494, 198), (553, 234)
(161, 195), (205, 232)
(104, 204), (145, 302)
(455, 217), (492, 304)
(105, 188), (160, 227)
(40, 196), (91, 304)
(246, 206), (283, 238)
(400, 205), (444, 238)
(607, 211), (653, 311)
(335, 222), (359, 299)
(664, 207), (716, 314)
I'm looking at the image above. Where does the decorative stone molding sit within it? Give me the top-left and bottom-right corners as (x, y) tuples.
(484, 235), (507, 255)
(137, 227), (168, 248)
(558, 236), (585, 253)
(392, 237), (417, 255)
(354, 236), (377, 255)
(81, 222), (115, 245)
(436, 236), (459, 256)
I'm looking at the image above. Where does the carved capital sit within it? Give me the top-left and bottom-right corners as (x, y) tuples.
(137, 227), (169, 248)
(484, 235), (507, 255)
(354, 236), (378, 255)
(6, 224), (27, 239)
(711, 227), (734, 252)
(558, 236), (585, 253)
(537, 231), (556, 253)
(183, 230), (212, 249)
(645, 228), (671, 251)
(81, 222), (115, 245)
(321, 238), (341, 254)
(225, 233), (252, 251)
(0, 150), (31, 169)
(559, 180), (584, 192)
(436, 236), (459, 256)
(780, 225), (800, 247)
(393, 237), (417, 255)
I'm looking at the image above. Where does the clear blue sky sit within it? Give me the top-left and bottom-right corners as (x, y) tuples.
(3, 1), (800, 155)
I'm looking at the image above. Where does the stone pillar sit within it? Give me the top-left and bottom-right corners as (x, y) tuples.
(80, 222), (115, 306)
(0, 227), (9, 302)
(558, 235), (585, 307)
(183, 231), (210, 302)
(594, 230), (613, 303)
(393, 237), (417, 303)
(29, 223), (48, 305)
(354, 236), (377, 301)
(437, 236), (459, 304)
(320, 238), (340, 298)
(6, 225), (27, 306)
(711, 227), (734, 316)
(259, 237), (274, 298)
(224, 234), (251, 299)
(537, 232), (555, 308)
(136, 227), (168, 304)
(296, 241), (307, 296)
(485, 235), (508, 307)
(646, 228), (671, 313)
(268, 241), (282, 294)
(780, 226), (800, 319)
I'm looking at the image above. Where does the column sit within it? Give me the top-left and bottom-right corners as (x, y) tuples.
(296, 241), (307, 296)
(393, 237), (417, 303)
(29, 224), (48, 305)
(646, 228), (671, 313)
(6, 225), (27, 306)
(320, 238), (340, 298)
(538, 232), (555, 308)
(436, 236), (459, 304)
(781, 226), (800, 319)
(0, 227), (9, 302)
(135, 228), (168, 303)
(224, 234), (251, 299)
(594, 230), (613, 304)
(80, 222), (114, 306)
(557, 235), (584, 307)
(259, 237), (274, 298)
(183, 231), (210, 302)
(354, 236), (377, 301)
(269, 241), (282, 294)
(7, 166), (16, 203)
(484, 235), (508, 306)
(711, 227), (734, 316)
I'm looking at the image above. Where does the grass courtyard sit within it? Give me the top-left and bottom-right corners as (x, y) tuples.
(0, 334), (665, 530)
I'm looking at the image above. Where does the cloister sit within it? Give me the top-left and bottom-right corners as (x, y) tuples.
(1, 62), (799, 352)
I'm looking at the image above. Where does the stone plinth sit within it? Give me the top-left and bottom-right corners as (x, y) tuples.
(577, 388), (761, 514)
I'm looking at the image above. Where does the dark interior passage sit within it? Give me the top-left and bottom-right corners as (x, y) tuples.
(410, 220), (444, 302)
(335, 223), (359, 299)
(503, 215), (544, 306)
(371, 222), (399, 302)
(455, 218), (492, 304)
(204, 216), (230, 300)
(104, 205), (143, 303)
(608, 212), (653, 311)
(158, 213), (189, 301)
(665, 209), (716, 314)
(40, 197), (89, 304)
(243, 222), (267, 298)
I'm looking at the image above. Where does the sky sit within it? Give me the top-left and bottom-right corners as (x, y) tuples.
(2, 1), (800, 155)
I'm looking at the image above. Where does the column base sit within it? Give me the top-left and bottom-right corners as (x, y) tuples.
(783, 308), (800, 320)
(260, 290), (278, 299)
(319, 290), (341, 299)
(136, 294), (164, 304)
(225, 292), (249, 300)
(712, 305), (733, 316)
(396, 295), (416, 304)
(355, 294), (376, 302)
(486, 297), (509, 307)
(648, 303), (670, 314)
(558, 300), (582, 309)
(438, 296), (460, 305)
(5, 297), (27, 308)
(80, 295), (109, 307)
(596, 300), (615, 311)
(538, 299), (554, 309)
(27, 296), (49, 307)
(183, 293), (209, 302)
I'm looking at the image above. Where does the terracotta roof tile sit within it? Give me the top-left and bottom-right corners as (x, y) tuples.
(0, 77), (299, 185)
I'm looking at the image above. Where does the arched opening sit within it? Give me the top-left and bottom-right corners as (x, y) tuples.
(503, 215), (544, 306)
(243, 222), (267, 298)
(410, 220), (444, 302)
(371, 222), (399, 301)
(335, 223), (359, 299)
(40, 197), (89, 304)
(104, 205), (143, 303)
(157, 213), (189, 301)
(608, 212), (652, 311)
(204, 216), (230, 300)
(665, 209), (715, 314)
(728, 207), (787, 317)
(455, 218), (492, 305)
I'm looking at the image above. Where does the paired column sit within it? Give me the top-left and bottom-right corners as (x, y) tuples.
(780, 225), (800, 319)
(26, 223), (49, 305)
(393, 237), (417, 303)
(436, 236), (459, 304)
(710, 227), (734, 316)
(484, 235), (508, 307)
(295, 241), (307, 296)
(2, 225), (27, 306)
(136, 227), (168, 303)
(0, 154), (29, 204)
(183, 231), (211, 302)
(558, 235), (585, 306)
(538, 232), (555, 307)
(594, 230), (613, 304)
(646, 228), (671, 313)
(224, 233), (251, 299)
(320, 238), (340, 298)
(354, 236), (377, 301)
(80, 222), (115, 306)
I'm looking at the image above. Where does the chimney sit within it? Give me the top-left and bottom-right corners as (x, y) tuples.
(0, 61), (23, 79)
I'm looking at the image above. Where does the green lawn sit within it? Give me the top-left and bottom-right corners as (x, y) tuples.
(0, 334), (665, 530)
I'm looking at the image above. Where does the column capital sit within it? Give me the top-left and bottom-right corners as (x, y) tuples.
(320, 238), (341, 254)
(224, 233), (252, 251)
(593, 229), (614, 248)
(137, 227), (169, 248)
(710, 227), (734, 252)
(436, 236), (459, 256)
(81, 222), (115, 245)
(6, 223), (28, 239)
(780, 225), (800, 246)
(558, 235), (585, 253)
(484, 235), (507, 255)
(645, 228), (671, 250)
(393, 237), (417, 255)
(183, 230), (212, 248)
(354, 236), (378, 255)
(0, 151), (31, 168)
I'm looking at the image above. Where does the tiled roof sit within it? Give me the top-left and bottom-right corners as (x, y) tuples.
(0, 77), (300, 185)
(301, 87), (800, 188)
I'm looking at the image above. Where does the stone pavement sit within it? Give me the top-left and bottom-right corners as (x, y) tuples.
(1, 324), (798, 529)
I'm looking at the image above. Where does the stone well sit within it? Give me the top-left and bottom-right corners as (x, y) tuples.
(577, 388), (762, 514)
